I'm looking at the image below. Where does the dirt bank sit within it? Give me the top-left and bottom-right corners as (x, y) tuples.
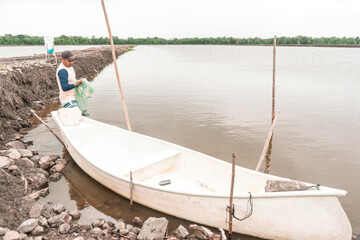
(0, 46), (133, 147)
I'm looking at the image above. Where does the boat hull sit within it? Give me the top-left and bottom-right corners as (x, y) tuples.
(53, 112), (352, 240)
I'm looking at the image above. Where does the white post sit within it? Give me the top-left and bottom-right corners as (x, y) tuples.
(44, 36), (56, 64)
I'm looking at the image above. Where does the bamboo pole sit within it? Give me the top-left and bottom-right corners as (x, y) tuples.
(100, 0), (132, 131)
(272, 36), (277, 123)
(30, 110), (65, 147)
(264, 136), (273, 174)
(255, 112), (279, 172)
(228, 152), (236, 238)
(262, 35), (277, 174)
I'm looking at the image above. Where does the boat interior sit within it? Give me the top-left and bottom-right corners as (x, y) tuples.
(64, 117), (290, 195)
(57, 115), (343, 196)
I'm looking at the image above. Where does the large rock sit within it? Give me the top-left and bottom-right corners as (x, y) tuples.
(17, 218), (38, 233)
(50, 163), (66, 174)
(102, 222), (112, 230)
(132, 216), (143, 227)
(115, 220), (126, 230)
(3, 230), (20, 240)
(59, 223), (71, 234)
(0, 156), (12, 168)
(70, 222), (82, 233)
(41, 205), (56, 218)
(25, 168), (49, 178)
(137, 217), (169, 240)
(30, 204), (44, 218)
(174, 225), (189, 239)
(31, 225), (44, 235)
(17, 149), (33, 158)
(5, 141), (25, 149)
(48, 212), (72, 227)
(55, 158), (67, 165)
(38, 156), (55, 170)
(52, 203), (66, 214)
(49, 172), (62, 182)
(30, 155), (42, 163)
(15, 158), (35, 168)
(7, 149), (21, 160)
(13, 134), (23, 140)
(120, 228), (129, 235)
(69, 210), (81, 219)
(91, 227), (102, 235)
(92, 218), (105, 228)
(29, 173), (48, 189)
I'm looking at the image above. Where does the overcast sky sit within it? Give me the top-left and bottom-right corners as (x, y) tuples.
(1, 0), (359, 39)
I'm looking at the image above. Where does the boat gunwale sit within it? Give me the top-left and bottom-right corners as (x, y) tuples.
(51, 111), (347, 199)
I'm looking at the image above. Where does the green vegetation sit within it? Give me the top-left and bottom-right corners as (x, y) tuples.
(1, 34), (360, 46)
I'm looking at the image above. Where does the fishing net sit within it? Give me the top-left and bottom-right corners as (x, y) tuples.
(75, 78), (94, 115)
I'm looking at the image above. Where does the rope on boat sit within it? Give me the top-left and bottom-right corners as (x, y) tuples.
(225, 184), (320, 222)
(226, 192), (253, 222)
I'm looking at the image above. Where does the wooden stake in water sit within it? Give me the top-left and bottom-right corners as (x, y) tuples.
(130, 171), (134, 208)
(272, 35), (277, 123)
(100, 0), (132, 131)
(30, 110), (65, 147)
(229, 153), (236, 238)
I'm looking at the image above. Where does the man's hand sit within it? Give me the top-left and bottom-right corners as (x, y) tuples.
(75, 79), (83, 87)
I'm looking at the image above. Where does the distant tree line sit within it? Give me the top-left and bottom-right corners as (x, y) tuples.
(1, 34), (360, 46)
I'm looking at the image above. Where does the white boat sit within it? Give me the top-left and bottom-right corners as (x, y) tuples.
(51, 111), (352, 240)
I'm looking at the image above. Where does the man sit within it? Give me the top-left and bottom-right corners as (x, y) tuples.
(56, 50), (82, 108)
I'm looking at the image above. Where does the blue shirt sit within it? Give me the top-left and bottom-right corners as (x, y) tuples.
(58, 69), (75, 91)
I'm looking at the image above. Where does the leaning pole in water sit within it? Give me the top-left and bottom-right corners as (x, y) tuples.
(100, 0), (132, 131)
(256, 35), (277, 172)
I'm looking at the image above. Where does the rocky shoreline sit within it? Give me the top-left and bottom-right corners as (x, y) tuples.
(0, 137), (203, 240)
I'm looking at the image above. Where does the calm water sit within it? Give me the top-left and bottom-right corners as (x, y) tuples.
(22, 45), (360, 236)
